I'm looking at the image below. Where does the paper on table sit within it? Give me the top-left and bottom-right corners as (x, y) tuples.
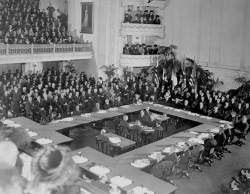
(210, 128), (220, 133)
(109, 107), (118, 111)
(62, 117), (74, 122)
(109, 137), (121, 144)
(132, 186), (154, 194)
(162, 147), (181, 153)
(97, 110), (107, 114)
(51, 120), (60, 123)
(120, 105), (130, 108)
(197, 133), (210, 139)
(36, 138), (53, 145)
(1, 119), (14, 125)
(148, 152), (162, 160)
(188, 138), (204, 144)
(131, 159), (150, 168)
(89, 165), (110, 176)
(81, 113), (91, 117)
(7, 123), (21, 128)
(27, 131), (38, 137)
(110, 176), (132, 188)
(72, 155), (88, 164)
(176, 142), (187, 149)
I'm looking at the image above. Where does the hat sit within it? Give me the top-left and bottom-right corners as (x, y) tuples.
(30, 145), (79, 190)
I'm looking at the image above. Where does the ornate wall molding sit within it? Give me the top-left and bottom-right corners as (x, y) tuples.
(120, 54), (157, 67)
(121, 23), (165, 37)
(121, 0), (169, 9)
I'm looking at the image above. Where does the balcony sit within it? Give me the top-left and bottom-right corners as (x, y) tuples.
(0, 43), (92, 64)
(120, 54), (158, 67)
(121, 23), (165, 38)
(121, 0), (169, 9)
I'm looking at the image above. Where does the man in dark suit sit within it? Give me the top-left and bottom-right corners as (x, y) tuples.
(147, 121), (163, 143)
(147, 114), (157, 128)
(2, 90), (9, 118)
(89, 74), (96, 86)
(120, 115), (131, 137)
(103, 99), (111, 110)
(114, 96), (123, 107)
(12, 86), (21, 117)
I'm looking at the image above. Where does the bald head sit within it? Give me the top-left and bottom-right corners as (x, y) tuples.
(0, 141), (18, 167)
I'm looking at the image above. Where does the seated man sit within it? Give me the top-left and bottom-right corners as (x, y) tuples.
(114, 96), (123, 107)
(147, 121), (163, 143)
(137, 110), (147, 125)
(145, 106), (152, 122)
(103, 99), (111, 110)
(231, 115), (249, 146)
(151, 153), (175, 185)
(203, 133), (219, 160)
(132, 93), (142, 104)
(120, 115), (131, 138)
(73, 105), (81, 116)
(147, 114), (157, 128)
(92, 102), (102, 112)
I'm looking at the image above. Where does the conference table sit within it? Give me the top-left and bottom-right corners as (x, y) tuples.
(7, 103), (229, 194)
(96, 132), (136, 154)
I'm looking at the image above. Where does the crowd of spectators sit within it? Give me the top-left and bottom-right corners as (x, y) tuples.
(124, 9), (161, 24)
(123, 43), (159, 55)
(0, 0), (75, 45)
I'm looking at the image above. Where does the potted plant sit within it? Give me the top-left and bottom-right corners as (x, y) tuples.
(64, 61), (76, 73)
(100, 64), (118, 81)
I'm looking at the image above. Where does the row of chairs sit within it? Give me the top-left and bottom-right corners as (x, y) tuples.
(151, 145), (207, 185)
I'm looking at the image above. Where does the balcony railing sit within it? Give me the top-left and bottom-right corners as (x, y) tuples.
(0, 43), (92, 64)
(121, 0), (168, 9)
(121, 23), (165, 38)
(0, 43), (91, 55)
(120, 54), (158, 67)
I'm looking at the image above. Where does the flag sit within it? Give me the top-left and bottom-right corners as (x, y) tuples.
(171, 71), (178, 87)
(153, 55), (159, 87)
(191, 62), (197, 93)
(162, 68), (166, 81)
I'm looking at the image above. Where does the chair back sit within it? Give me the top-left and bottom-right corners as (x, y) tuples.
(151, 161), (175, 179)
(157, 129), (164, 140)
(191, 145), (204, 163)
(178, 149), (192, 170)
(114, 118), (120, 135)
(96, 136), (108, 154)
(107, 143), (120, 157)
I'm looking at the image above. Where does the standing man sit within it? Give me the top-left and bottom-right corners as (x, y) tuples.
(47, 3), (55, 18)
(2, 90), (9, 119)
(12, 86), (21, 117)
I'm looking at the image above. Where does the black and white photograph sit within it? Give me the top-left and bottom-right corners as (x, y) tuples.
(0, 0), (249, 194)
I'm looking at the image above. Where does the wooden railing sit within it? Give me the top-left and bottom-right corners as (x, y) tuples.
(0, 43), (91, 56)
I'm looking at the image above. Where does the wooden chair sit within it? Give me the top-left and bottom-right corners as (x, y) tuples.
(114, 119), (121, 135)
(190, 145), (204, 172)
(96, 136), (108, 154)
(130, 129), (142, 147)
(107, 143), (121, 157)
(151, 160), (176, 186)
(157, 129), (164, 140)
(176, 149), (192, 179)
